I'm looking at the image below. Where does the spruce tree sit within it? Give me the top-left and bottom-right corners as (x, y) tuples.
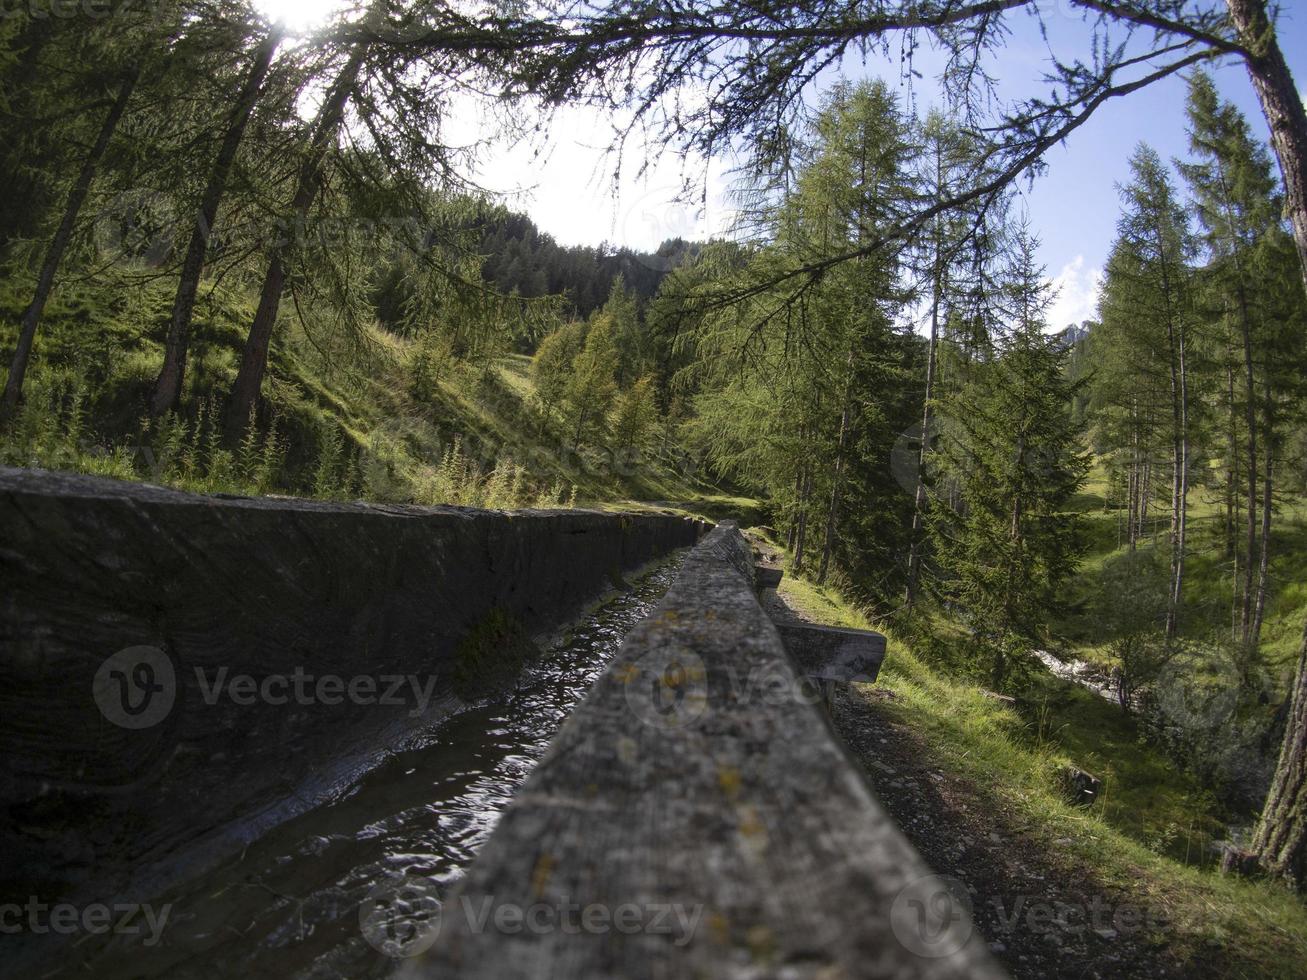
(929, 228), (1089, 690)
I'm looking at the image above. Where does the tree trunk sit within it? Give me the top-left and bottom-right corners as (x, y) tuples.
(1252, 620), (1307, 888)
(1139, 454), (1149, 542)
(1252, 405), (1274, 647)
(226, 48), (364, 441)
(793, 464), (812, 574)
(1164, 309), (1185, 639)
(151, 31), (280, 416)
(1128, 401), (1140, 551)
(787, 466), (802, 550)
(1173, 327), (1190, 636)
(906, 278), (941, 609)
(1227, 0), (1307, 296)
(817, 351), (854, 585)
(1230, 254), (1261, 647)
(1, 69), (138, 423)
(1228, 0), (1307, 886)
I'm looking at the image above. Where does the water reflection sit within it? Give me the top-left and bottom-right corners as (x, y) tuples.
(51, 554), (685, 979)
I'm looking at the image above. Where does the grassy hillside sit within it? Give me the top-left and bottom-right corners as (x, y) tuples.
(0, 271), (736, 513)
(760, 534), (1307, 977)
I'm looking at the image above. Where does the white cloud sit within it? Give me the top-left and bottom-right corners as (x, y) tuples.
(454, 101), (736, 252)
(1046, 255), (1103, 331)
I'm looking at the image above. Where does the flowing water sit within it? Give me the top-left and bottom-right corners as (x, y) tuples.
(43, 553), (686, 980)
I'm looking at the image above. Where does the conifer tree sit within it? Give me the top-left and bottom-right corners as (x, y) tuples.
(1102, 145), (1199, 638)
(1179, 72), (1297, 651)
(151, 24), (283, 416)
(562, 315), (618, 450)
(532, 320), (588, 425)
(610, 375), (658, 453)
(929, 228), (1089, 690)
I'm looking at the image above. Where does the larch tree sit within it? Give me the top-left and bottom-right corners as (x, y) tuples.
(150, 23), (283, 416)
(1110, 145), (1199, 640)
(1180, 71), (1296, 652)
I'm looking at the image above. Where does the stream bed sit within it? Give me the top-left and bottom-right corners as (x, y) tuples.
(41, 553), (686, 980)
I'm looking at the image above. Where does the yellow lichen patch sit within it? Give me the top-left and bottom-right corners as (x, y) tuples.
(735, 804), (767, 840)
(746, 924), (776, 962)
(616, 736), (638, 764)
(530, 853), (556, 898)
(717, 766), (742, 800)
(707, 911), (731, 945)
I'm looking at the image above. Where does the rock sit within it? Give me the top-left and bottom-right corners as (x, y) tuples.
(1058, 764), (1103, 806)
(1218, 844), (1261, 878)
(774, 621), (886, 683)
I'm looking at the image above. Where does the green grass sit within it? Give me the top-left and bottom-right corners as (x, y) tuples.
(1054, 463), (1307, 696)
(774, 567), (1307, 978)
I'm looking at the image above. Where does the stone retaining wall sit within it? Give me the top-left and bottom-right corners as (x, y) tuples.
(0, 468), (703, 905)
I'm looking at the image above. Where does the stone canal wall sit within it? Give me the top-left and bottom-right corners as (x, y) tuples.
(0, 467), (704, 905)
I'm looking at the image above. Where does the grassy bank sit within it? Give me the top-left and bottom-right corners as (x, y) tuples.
(768, 562), (1307, 977)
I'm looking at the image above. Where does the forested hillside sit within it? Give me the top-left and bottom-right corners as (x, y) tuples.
(475, 209), (699, 317)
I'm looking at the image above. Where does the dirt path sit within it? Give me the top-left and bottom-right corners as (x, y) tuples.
(762, 587), (1207, 980)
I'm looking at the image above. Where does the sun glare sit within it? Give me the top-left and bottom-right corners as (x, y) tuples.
(252, 0), (351, 32)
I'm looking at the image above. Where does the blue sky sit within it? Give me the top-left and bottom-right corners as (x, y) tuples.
(465, 1), (1307, 330)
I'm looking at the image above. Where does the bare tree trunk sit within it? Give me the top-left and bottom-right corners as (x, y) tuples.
(1227, 0), (1307, 296)
(1228, 355), (1240, 641)
(151, 31), (280, 416)
(1252, 408), (1274, 647)
(1124, 446), (1132, 552)
(1164, 315), (1186, 640)
(1139, 454), (1151, 542)
(786, 463), (804, 550)
(1228, 275), (1260, 642)
(1227, 0), (1307, 885)
(226, 48), (364, 441)
(1126, 450), (1136, 551)
(906, 282), (940, 609)
(1, 70), (138, 423)
(1252, 620), (1307, 888)
(793, 464), (812, 574)
(818, 351), (854, 585)
(906, 140), (949, 610)
(1174, 328), (1190, 634)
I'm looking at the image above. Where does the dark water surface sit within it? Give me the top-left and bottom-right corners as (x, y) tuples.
(44, 554), (685, 980)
